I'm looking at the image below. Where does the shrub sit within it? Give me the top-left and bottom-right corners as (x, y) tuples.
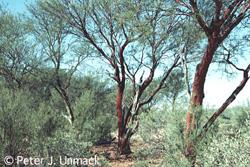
(136, 106), (250, 167)
(197, 107), (250, 167)
(43, 129), (92, 166)
(0, 88), (38, 164)
(74, 87), (116, 145)
(136, 108), (190, 166)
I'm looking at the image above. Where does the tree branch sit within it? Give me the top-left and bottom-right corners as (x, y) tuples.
(139, 56), (180, 107)
(189, 0), (211, 36)
(214, 0), (223, 21)
(221, 1), (250, 41)
(196, 63), (250, 142)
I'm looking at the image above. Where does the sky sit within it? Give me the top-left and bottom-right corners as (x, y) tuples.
(2, 0), (250, 108)
(1, 0), (29, 13)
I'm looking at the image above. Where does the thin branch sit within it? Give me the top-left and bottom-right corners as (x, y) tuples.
(180, 44), (191, 98)
(221, 44), (245, 71)
(223, 0), (243, 21)
(139, 56), (180, 107)
(196, 63), (250, 142)
(221, 1), (250, 41)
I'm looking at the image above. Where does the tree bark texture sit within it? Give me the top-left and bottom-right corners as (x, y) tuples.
(116, 82), (132, 154)
(182, 1), (250, 164)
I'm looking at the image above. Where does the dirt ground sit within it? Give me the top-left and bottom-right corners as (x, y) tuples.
(90, 141), (133, 166)
(90, 138), (163, 167)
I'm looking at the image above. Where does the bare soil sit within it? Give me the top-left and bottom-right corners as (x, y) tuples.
(90, 138), (163, 167)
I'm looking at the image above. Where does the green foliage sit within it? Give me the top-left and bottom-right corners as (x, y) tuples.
(198, 130), (250, 167)
(135, 107), (190, 166)
(135, 106), (250, 167)
(43, 129), (92, 165)
(1, 1), (250, 167)
(0, 75), (116, 166)
(197, 107), (250, 167)
(0, 88), (38, 161)
(157, 69), (186, 109)
(74, 77), (116, 144)
(0, 9), (36, 89)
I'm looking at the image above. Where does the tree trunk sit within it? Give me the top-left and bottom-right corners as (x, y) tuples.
(55, 86), (74, 124)
(116, 84), (132, 155)
(180, 1), (250, 165)
(62, 94), (74, 124)
(184, 36), (219, 165)
(186, 36), (218, 132)
(118, 134), (131, 155)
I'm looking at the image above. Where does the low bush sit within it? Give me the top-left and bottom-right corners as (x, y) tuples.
(135, 106), (250, 167)
(0, 88), (38, 164)
(74, 88), (116, 145)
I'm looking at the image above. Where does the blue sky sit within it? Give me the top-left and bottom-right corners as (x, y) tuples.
(2, 0), (29, 13)
(2, 0), (250, 107)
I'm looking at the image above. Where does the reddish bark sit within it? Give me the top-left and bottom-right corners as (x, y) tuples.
(182, 0), (250, 165)
(43, 0), (182, 155)
(116, 81), (132, 154)
(186, 36), (219, 133)
(185, 0), (250, 136)
(118, 135), (131, 155)
(116, 86), (124, 139)
(185, 111), (193, 132)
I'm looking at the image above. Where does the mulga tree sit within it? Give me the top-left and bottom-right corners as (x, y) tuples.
(28, 4), (87, 124)
(176, 0), (250, 165)
(0, 8), (36, 89)
(39, 0), (182, 154)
